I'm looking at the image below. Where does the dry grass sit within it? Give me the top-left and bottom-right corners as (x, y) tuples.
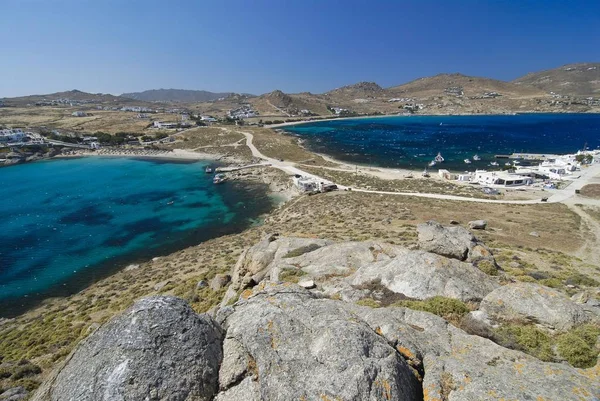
(243, 127), (339, 166)
(579, 184), (600, 199)
(0, 107), (176, 134)
(301, 166), (496, 199)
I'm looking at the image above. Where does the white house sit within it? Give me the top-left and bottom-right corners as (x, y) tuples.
(153, 121), (178, 129)
(0, 129), (26, 143)
(473, 170), (533, 187)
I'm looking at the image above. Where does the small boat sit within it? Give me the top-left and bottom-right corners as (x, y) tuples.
(464, 159), (472, 164)
(505, 162), (511, 166)
(490, 161), (499, 166)
(473, 154), (481, 161)
(434, 152), (444, 163)
(213, 173), (227, 184)
(167, 201), (174, 205)
(422, 168), (430, 177)
(428, 160), (437, 167)
(205, 166), (213, 174)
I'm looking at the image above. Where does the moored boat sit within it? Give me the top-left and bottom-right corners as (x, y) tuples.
(205, 166), (213, 174)
(434, 152), (444, 163)
(213, 173), (226, 184)
(473, 154), (481, 161)
(464, 159), (472, 164)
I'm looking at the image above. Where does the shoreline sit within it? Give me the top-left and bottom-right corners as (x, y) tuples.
(267, 111), (600, 129)
(0, 161), (280, 318)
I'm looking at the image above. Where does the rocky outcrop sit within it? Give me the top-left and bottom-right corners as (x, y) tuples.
(32, 296), (223, 401)
(34, 284), (600, 401)
(226, 234), (332, 292)
(480, 282), (596, 330)
(216, 284), (422, 400)
(349, 250), (499, 302)
(417, 220), (496, 265)
(0, 387), (27, 400)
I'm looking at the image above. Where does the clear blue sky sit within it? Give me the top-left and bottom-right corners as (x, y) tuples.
(1, 0), (599, 97)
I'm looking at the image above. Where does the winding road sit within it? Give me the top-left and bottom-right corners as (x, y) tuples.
(239, 131), (600, 206)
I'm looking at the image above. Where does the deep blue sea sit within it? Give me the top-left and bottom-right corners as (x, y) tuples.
(284, 114), (600, 171)
(0, 157), (273, 317)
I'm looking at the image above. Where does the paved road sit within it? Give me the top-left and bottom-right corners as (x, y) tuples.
(240, 131), (600, 206)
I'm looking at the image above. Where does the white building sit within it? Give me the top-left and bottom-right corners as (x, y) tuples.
(473, 170), (533, 187)
(0, 129), (26, 143)
(153, 121), (178, 129)
(201, 116), (217, 122)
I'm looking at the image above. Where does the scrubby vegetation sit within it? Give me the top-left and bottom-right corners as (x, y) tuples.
(460, 318), (600, 368)
(283, 243), (322, 258)
(392, 296), (471, 324)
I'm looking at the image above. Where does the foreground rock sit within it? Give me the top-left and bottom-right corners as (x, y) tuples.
(222, 234), (405, 305)
(349, 250), (499, 302)
(480, 282), (596, 330)
(217, 284), (422, 400)
(221, 284), (599, 400)
(32, 296), (223, 401)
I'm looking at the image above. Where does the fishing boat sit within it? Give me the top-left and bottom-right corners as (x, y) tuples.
(167, 201), (175, 205)
(428, 160), (437, 167)
(505, 162), (511, 166)
(205, 166), (213, 174)
(422, 168), (430, 177)
(490, 161), (499, 166)
(464, 159), (472, 164)
(213, 173), (227, 184)
(434, 152), (444, 163)
(473, 154), (481, 161)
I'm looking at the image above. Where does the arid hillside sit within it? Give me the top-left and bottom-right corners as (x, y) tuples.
(513, 63), (600, 96)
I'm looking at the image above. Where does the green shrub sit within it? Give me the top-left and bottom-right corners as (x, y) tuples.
(556, 333), (597, 368)
(279, 268), (306, 283)
(494, 324), (554, 362)
(11, 363), (42, 380)
(476, 260), (498, 276)
(565, 274), (599, 287)
(392, 296), (470, 320)
(356, 298), (381, 308)
(556, 324), (600, 368)
(283, 244), (322, 258)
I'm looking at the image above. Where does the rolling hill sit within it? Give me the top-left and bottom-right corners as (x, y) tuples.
(121, 89), (241, 103)
(512, 63), (600, 96)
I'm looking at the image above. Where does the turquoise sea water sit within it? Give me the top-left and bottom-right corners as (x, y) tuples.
(284, 114), (600, 171)
(0, 157), (273, 316)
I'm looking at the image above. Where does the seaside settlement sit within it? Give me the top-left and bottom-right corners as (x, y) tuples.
(2, 72), (600, 399)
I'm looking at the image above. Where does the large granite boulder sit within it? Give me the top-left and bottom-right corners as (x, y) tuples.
(220, 283), (599, 401)
(32, 296), (223, 401)
(350, 304), (600, 401)
(227, 234), (332, 292)
(349, 250), (499, 302)
(480, 282), (596, 330)
(216, 284), (422, 401)
(417, 220), (497, 265)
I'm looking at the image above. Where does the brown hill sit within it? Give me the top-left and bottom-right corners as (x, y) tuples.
(325, 82), (384, 97)
(388, 73), (545, 98)
(3, 90), (146, 107)
(512, 63), (600, 96)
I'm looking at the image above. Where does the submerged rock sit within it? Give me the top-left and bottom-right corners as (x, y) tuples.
(32, 296), (223, 401)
